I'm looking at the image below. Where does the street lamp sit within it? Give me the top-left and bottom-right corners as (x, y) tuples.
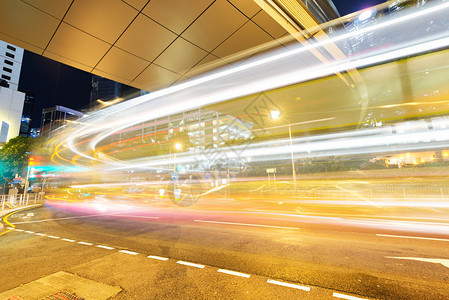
(269, 110), (297, 194)
(173, 142), (182, 171)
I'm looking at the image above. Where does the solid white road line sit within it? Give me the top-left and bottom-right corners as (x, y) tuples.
(48, 235), (60, 239)
(195, 220), (300, 230)
(7, 227), (14, 230)
(386, 256), (449, 268)
(377, 234), (449, 242)
(110, 214), (159, 219)
(333, 292), (368, 300)
(12, 214), (108, 224)
(35, 233), (46, 236)
(266, 279), (310, 291)
(119, 250), (139, 255)
(78, 241), (93, 246)
(61, 238), (75, 242)
(97, 245), (114, 250)
(147, 255), (169, 261)
(176, 261), (205, 268)
(217, 269), (250, 278)
(14, 229), (24, 231)
(24, 230), (34, 233)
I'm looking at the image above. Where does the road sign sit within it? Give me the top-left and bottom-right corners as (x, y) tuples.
(13, 178), (22, 183)
(171, 172), (180, 181)
(205, 172), (211, 180)
(266, 168), (276, 173)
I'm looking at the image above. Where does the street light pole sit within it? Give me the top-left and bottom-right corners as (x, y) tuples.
(269, 110), (297, 195)
(288, 124), (297, 194)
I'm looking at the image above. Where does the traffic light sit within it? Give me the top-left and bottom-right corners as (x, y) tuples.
(28, 156), (41, 166)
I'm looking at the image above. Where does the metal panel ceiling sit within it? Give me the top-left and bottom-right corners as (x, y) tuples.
(0, 0), (319, 92)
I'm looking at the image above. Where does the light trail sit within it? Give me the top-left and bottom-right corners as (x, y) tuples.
(48, 1), (449, 168)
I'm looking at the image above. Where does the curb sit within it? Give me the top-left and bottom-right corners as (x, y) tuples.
(0, 204), (43, 236)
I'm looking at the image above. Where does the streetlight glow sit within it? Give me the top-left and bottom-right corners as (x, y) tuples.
(270, 110), (281, 120)
(174, 142), (182, 150)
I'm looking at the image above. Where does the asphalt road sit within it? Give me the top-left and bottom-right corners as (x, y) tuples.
(1, 203), (449, 299)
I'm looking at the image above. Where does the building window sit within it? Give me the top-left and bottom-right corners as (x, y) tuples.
(4, 60), (13, 66)
(1, 74), (11, 80)
(2, 67), (12, 73)
(5, 52), (15, 59)
(6, 45), (16, 52)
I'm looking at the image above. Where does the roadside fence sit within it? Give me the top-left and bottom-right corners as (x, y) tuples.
(0, 193), (45, 211)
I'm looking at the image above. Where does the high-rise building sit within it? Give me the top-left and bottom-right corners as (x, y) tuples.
(0, 40), (24, 91)
(90, 75), (143, 107)
(0, 86), (25, 143)
(18, 90), (34, 137)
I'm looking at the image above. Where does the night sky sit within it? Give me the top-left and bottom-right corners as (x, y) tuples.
(333, 0), (386, 16)
(17, 0), (386, 128)
(18, 51), (92, 128)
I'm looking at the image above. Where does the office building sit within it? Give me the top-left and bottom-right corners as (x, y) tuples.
(41, 105), (84, 135)
(0, 86), (25, 143)
(0, 40), (23, 91)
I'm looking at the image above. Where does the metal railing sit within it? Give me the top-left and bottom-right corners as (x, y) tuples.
(0, 193), (45, 211)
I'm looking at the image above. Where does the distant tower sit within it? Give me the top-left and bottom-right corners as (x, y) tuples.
(90, 75), (145, 107)
(18, 90), (35, 137)
(0, 40), (24, 91)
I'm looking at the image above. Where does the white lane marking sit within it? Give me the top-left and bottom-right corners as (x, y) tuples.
(61, 238), (75, 242)
(110, 214), (159, 219)
(12, 213), (108, 224)
(119, 250), (139, 255)
(14, 229), (24, 231)
(333, 292), (368, 300)
(377, 234), (449, 242)
(35, 233), (46, 236)
(24, 230), (35, 233)
(176, 261), (205, 268)
(78, 241), (93, 246)
(195, 220), (300, 230)
(266, 279), (310, 291)
(7, 227), (14, 230)
(217, 269), (250, 278)
(147, 255), (169, 261)
(48, 235), (60, 239)
(97, 245), (114, 250)
(387, 256), (449, 268)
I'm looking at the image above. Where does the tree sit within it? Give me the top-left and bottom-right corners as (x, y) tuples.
(0, 136), (34, 181)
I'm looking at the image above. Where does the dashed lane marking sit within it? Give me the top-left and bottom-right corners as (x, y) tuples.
(7, 227), (379, 298)
(24, 230), (34, 233)
(217, 269), (250, 278)
(176, 261), (205, 268)
(377, 234), (449, 242)
(194, 220), (300, 230)
(61, 238), (75, 242)
(97, 245), (114, 250)
(333, 292), (368, 300)
(78, 241), (93, 246)
(7, 227), (14, 230)
(147, 255), (169, 261)
(119, 250), (139, 255)
(267, 279), (310, 291)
